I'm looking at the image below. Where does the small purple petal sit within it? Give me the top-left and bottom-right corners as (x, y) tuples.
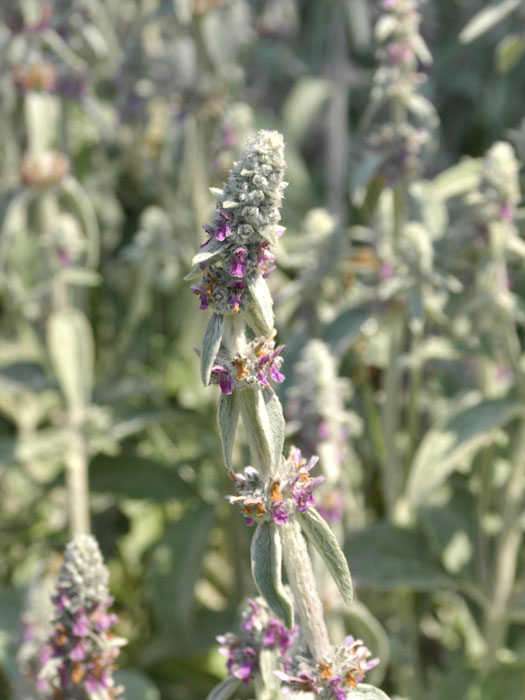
(70, 642), (86, 661)
(72, 613), (90, 637)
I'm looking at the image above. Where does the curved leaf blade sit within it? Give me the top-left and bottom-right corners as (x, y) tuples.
(206, 677), (241, 700)
(251, 521), (294, 629)
(349, 684), (392, 699)
(217, 392), (240, 470)
(246, 275), (274, 336)
(298, 506), (353, 606)
(406, 398), (522, 506)
(201, 313), (224, 386)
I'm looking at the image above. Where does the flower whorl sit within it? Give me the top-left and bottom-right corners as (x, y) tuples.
(40, 534), (124, 700)
(189, 130), (287, 325)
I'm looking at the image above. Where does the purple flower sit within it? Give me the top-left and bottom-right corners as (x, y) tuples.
(263, 619), (294, 654)
(40, 535), (124, 699)
(230, 247), (248, 278)
(274, 670), (318, 693)
(72, 613), (90, 637)
(329, 678), (348, 700)
(228, 280), (245, 311)
(257, 243), (275, 273)
(211, 366), (234, 394)
(290, 454), (324, 511)
(501, 202), (514, 222)
(271, 501), (289, 525)
(317, 490), (346, 524)
(256, 344), (285, 387)
(215, 211), (231, 241)
(70, 643), (85, 661)
(218, 636), (259, 684)
(191, 284), (209, 310)
(379, 262), (394, 280)
(94, 610), (118, 632)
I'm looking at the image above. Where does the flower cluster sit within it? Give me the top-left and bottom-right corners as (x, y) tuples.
(367, 0), (435, 181)
(469, 141), (520, 225)
(17, 567), (56, 696)
(228, 446), (324, 526)
(210, 329), (285, 395)
(287, 340), (363, 523)
(39, 534), (125, 700)
(217, 596), (297, 683)
(189, 130), (287, 315)
(275, 636), (379, 700)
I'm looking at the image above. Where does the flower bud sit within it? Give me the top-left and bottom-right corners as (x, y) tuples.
(39, 535), (125, 700)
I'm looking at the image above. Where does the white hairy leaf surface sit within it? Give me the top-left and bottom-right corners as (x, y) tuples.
(217, 392), (240, 470)
(200, 313), (224, 386)
(298, 505), (353, 606)
(191, 237), (224, 266)
(239, 387), (275, 475)
(205, 676), (241, 700)
(246, 275), (274, 336)
(280, 518), (330, 659)
(251, 521), (294, 629)
(262, 388), (285, 473)
(47, 308), (94, 412)
(348, 684), (392, 699)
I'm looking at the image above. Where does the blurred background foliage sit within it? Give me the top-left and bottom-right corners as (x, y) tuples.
(2, 0), (525, 699)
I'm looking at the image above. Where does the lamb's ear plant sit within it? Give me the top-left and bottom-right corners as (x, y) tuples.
(38, 534), (125, 699)
(188, 130), (390, 700)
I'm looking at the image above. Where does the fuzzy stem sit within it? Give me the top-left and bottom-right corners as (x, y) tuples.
(483, 222), (525, 662)
(407, 329), (422, 463)
(325, 2), (350, 225)
(280, 518), (331, 660)
(484, 419), (525, 662)
(66, 422), (91, 535)
(382, 314), (404, 521)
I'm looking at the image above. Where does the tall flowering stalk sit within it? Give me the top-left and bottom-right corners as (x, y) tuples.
(188, 130), (389, 700)
(467, 142), (525, 664)
(287, 339), (363, 527)
(39, 534), (125, 699)
(17, 566), (57, 698)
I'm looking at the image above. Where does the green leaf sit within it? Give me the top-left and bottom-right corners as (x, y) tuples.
(205, 677), (241, 700)
(419, 482), (477, 575)
(246, 275), (274, 336)
(201, 313), (224, 385)
(471, 662), (525, 700)
(344, 0), (371, 51)
(217, 392), (240, 470)
(459, 0), (521, 43)
(239, 387), (284, 473)
(406, 398), (522, 506)
(108, 408), (177, 441)
(60, 266), (102, 287)
(298, 506), (353, 606)
(239, 387), (271, 472)
(47, 308), (94, 411)
(427, 666), (476, 700)
(496, 33), (525, 72)
(262, 387), (285, 472)
(113, 669), (160, 700)
(323, 303), (371, 356)
(348, 685), (391, 699)
(89, 453), (196, 501)
(432, 158), (482, 199)
(282, 78), (331, 142)
(251, 521), (294, 629)
(148, 505), (214, 631)
(345, 522), (448, 590)
(192, 237), (224, 266)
